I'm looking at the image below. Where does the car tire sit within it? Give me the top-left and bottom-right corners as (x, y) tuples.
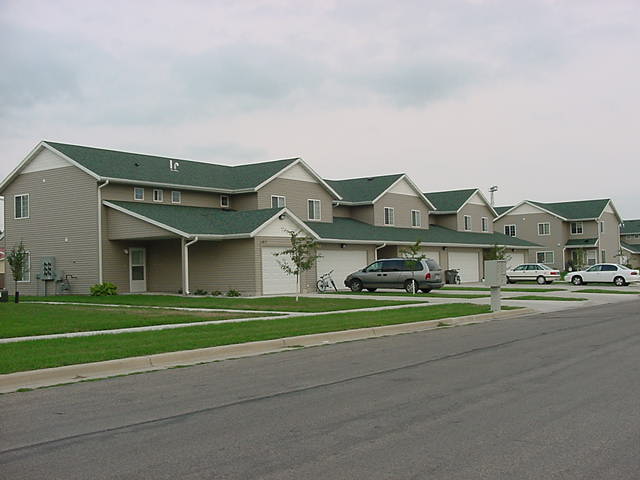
(506, 277), (514, 284)
(404, 279), (419, 293)
(613, 276), (626, 287)
(366, 288), (378, 292)
(536, 276), (546, 285)
(545, 280), (553, 285)
(350, 279), (363, 292)
(420, 288), (431, 293)
(571, 276), (583, 286)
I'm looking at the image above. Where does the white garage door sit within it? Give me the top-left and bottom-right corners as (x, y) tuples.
(262, 247), (298, 295)
(317, 249), (368, 289)
(420, 249), (441, 266)
(506, 251), (525, 269)
(448, 251), (480, 283)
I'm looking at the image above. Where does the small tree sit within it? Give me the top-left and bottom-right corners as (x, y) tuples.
(6, 241), (28, 303)
(399, 240), (426, 294)
(485, 243), (507, 261)
(570, 249), (587, 271)
(274, 230), (320, 301)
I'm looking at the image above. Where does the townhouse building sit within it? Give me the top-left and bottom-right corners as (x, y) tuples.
(620, 219), (640, 268)
(1, 141), (538, 296)
(494, 199), (623, 271)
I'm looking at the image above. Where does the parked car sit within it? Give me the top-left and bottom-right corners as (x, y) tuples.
(345, 258), (444, 293)
(566, 263), (640, 286)
(506, 263), (561, 285)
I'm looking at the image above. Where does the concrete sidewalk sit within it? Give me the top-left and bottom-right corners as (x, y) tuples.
(0, 308), (534, 394)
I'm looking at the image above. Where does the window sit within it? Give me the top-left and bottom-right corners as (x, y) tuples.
(308, 199), (321, 220)
(133, 187), (144, 201)
(481, 217), (488, 232)
(171, 191), (181, 204)
(601, 250), (606, 262)
(14, 194), (29, 219)
(536, 251), (554, 264)
(570, 222), (583, 234)
(271, 195), (286, 208)
(464, 215), (472, 231)
(365, 261), (383, 272)
(18, 251), (31, 282)
(153, 189), (163, 202)
(601, 264), (617, 271)
(504, 224), (516, 237)
(384, 207), (394, 225)
(537, 222), (550, 235)
(220, 195), (230, 208)
(599, 221), (604, 233)
(411, 210), (421, 227)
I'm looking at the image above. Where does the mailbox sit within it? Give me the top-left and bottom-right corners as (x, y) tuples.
(484, 260), (507, 287)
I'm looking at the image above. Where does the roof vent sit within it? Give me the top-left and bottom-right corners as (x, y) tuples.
(169, 160), (180, 172)
(134, 162), (140, 167)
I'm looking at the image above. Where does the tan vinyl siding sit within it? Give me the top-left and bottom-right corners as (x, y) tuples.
(147, 239), (182, 292)
(349, 205), (375, 224)
(431, 214), (458, 230)
(373, 192), (429, 228)
(106, 208), (178, 240)
(457, 203), (495, 233)
(332, 205), (352, 218)
(102, 183), (220, 208)
(231, 192), (259, 211)
(2, 166), (98, 295)
(569, 220), (598, 238)
(257, 178), (333, 223)
(598, 212), (621, 263)
(102, 238), (133, 293)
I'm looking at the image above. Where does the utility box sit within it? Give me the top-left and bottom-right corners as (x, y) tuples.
(484, 260), (507, 287)
(41, 256), (56, 281)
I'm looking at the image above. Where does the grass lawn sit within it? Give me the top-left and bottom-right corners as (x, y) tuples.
(506, 295), (587, 302)
(442, 286), (567, 293)
(333, 291), (489, 299)
(0, 304), (278, 338)
(574, 289), (640, 295)
(19, 295), (417, 313)
(0, 303), (493, 374)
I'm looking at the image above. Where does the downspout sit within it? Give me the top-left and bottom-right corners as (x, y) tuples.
(183, 236), (199, 295)
(97, 180), (109, 284)
(375, 243), (386, 260)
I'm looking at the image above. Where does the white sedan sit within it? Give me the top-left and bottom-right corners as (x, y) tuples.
(506, 263), (561, 284)
(566, 263), (640, 286)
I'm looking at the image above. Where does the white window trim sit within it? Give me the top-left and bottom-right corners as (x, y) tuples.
(411, 209), (421, 228)
(537, 222), (551, 236)
(308, 199), (321, 221)
(171, 191), (181, 204)
(463, 215), (472, 231)
(133, 187), (144, 201)
(504, 224), (517, 237)
(153, 189), (164, 202)
(220, 195), (230, 208)
(570, 221), (583, 235)
(481, 217), (488, 232)
(14, 193), (30, 219)
(384, 207), (395, 226)
(536, 251), (554, 264)
(271, 195), (286, 208)
(18, 251), (31, 283)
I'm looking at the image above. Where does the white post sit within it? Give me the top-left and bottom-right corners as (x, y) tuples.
(182, 237), (199, 295)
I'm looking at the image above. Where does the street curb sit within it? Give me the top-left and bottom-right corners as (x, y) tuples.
(0, 308), (536, 394)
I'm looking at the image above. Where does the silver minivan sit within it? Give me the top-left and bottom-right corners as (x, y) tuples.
(344, 258), (444, 293)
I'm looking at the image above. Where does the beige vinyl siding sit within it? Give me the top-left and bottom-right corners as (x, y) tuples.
(623, 234), (640, 245)
(2, 166), (99, 295)
(332, 205), (352, 218)
(102, 238), (134, 293)
(102, 183), (221, 208)
(569, 220), (598, 238)
(457, 204), (495, 233)
(598, 212), (621, 263)
(349, 205), (375, 224)
(106, 208), (178, 240)
(431, 214), (458, 230)
(147, 239), (182, 292)
(257, 178), (333, 223)
(231, 193), (259, 211)
(373, 193), (429, 229)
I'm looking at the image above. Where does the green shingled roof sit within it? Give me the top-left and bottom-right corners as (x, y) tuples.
(306, 217), (539, 247)
(621, 219), (640, 235)
(528, 199), (611, 220)
(565, 238), (598, 247)
(622, 242), (640, 254)
(326, 174), (404, 204)
(46, 141), (298, 191)
(423, 188), (477, 212)
(106, 200), (282, 236)
(494, 206), (513, 216)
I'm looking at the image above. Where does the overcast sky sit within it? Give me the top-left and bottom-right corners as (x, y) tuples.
(1, 0), (638, 221)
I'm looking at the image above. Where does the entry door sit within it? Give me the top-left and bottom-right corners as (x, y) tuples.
(129, 247), (147, 293)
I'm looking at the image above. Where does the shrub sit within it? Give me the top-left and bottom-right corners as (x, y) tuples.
(90, 282), (118, 296)
(226, 289), (241, 297)
(211, 290), (222, 296)
(193, 289), (208, 296)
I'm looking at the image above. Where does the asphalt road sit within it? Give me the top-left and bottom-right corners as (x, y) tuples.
(1, 300), (639, 479)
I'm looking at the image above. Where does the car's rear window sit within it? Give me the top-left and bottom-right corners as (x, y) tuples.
(425, 259), (440, 271)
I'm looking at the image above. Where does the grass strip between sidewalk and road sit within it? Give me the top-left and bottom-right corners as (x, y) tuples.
(574, 289), (640, 295)
(0, 303), (492, 374)
(505, 295), (587, 302)
(442, 286), (567, 293)
(19, 295), (417, 312)
(0, 304), (279, 339)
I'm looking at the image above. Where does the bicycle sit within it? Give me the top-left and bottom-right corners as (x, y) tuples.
(316, 270), (338, 293)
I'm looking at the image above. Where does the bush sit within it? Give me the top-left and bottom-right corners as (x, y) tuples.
(211, 290), (222, 296)
(226, 289), (241, 297)
(193, 289), (208, 296)
(90, 282), (118, 296)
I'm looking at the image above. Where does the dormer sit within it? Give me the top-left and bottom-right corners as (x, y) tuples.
(425, 188), (497, 233)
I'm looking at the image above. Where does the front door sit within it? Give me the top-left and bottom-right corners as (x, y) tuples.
(129, 247), (147, 293)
